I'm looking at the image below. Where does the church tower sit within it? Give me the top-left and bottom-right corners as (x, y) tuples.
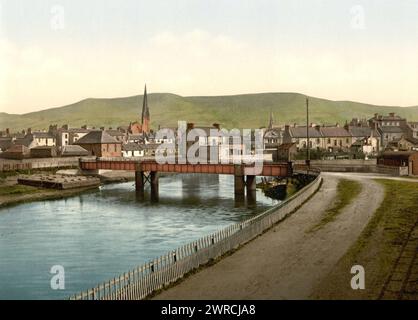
(141, 85), (150, 134)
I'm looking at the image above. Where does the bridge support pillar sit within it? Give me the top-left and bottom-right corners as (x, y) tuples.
(135, 171), (145, 194)
(246, 175), (257, 203)
(246, 175), (256, 192)
(150, 171), (159, 202)
(234, 165), (245, 195)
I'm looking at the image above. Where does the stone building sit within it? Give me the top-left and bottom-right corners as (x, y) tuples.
(282, 125), (323, 151)
(75, 131), (122, 157)
(368, 113), (409, 149)
(347, 125), (380, 155)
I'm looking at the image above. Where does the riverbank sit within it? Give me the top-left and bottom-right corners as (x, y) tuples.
(0, 184), (100, 209)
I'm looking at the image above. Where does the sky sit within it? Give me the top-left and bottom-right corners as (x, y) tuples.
(1, 0), (418, 114)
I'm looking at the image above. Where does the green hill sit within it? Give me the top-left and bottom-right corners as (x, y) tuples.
(2, 92), (418, 131)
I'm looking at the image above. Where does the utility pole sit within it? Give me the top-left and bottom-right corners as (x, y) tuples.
(306, 97), (311, 168)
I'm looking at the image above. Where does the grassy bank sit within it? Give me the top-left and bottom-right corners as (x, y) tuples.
(0, 185), (100, 209)
(308, 179), (362, 232)
(312, 179), (418, 299)
(0, 185), (40, 196)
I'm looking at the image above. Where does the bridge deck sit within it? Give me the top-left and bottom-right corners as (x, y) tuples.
(79, 158), (292, 177)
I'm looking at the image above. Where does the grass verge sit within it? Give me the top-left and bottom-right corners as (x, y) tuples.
(312, 179), (418, 299)
(308, 179), (362, 232)
(0, 185), (40, 196)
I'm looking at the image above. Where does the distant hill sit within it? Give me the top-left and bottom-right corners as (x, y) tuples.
(2, 92), (418, 131)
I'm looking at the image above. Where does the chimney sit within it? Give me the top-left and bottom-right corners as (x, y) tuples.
(293, 123), (297, 128)
(212, 123), (220, 130)
(374, 113), (378, 118)
(6, 128), (10, 136)
(62, 124), (69, 130)
(315, 125), (321, 131)
(187, 123), (195, 131)
(389, 112), (395, 117)
(27, 128), (32, 135)
(81, 125), (87, 129)
(100, 127), (105, 131)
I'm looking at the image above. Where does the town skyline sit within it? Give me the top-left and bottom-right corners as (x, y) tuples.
(2, 0), (418, 113)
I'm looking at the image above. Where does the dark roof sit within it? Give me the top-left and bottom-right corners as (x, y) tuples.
(289, 127), (322, 138)
(75, 131), (121, 144)
(14, 135), (33, 147)
(32, 132), (54, 138)
(369, 114), (405, 121)
(378, 126), (404, 133)
(0, 138), (13, 151)
(122, 143), (144, 151)
(320, 127), (352, 137)
(60, 145), (89, 156)
(349, 126), (373, 137)
(4, 144), (30, 154)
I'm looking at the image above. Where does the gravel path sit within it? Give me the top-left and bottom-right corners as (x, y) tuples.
(154, 173), (385, 300)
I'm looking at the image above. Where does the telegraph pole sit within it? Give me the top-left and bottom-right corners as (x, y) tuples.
(306, 97), (311, 168)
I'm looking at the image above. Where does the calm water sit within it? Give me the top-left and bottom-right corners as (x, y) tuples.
(0, 174), (278, 300)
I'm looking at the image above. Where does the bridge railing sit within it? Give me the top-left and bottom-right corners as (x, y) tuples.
(70, 172), (322, 300)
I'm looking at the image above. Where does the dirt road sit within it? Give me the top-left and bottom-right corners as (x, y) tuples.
(154, 173), (385, 300)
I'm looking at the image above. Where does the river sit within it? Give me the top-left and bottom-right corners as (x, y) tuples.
(0, 174), (279, 300)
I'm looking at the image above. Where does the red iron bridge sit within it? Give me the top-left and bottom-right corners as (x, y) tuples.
(79, 158), (293, 199)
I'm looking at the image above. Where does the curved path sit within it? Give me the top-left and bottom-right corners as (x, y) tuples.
(154, 172), (386, 300)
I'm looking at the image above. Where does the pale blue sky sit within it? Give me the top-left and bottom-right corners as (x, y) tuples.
(1, 0), (418, 113)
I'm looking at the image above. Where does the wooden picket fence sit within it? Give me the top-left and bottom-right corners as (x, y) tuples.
(70, 173), (322, 300)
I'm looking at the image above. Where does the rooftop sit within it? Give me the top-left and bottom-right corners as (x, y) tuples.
(75, 131), (121, 144)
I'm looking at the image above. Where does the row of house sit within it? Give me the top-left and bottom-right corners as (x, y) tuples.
(263, 112), (418, 156)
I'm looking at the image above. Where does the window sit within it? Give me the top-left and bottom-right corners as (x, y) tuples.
(334, 140), (337, 146)
(316, 138), (320, 144)
(327, 138), (331, 144)
(346, 138), (349, 143)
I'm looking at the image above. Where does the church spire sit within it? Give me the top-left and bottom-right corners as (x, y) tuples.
(268, 110), (274, 130)
(141, 84), (150, 134)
